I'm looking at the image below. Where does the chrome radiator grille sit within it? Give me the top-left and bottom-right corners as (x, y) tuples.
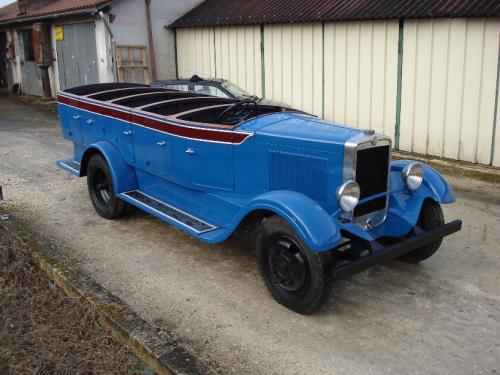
(353, 145), (390, 218)
(342, 132), (392, 229)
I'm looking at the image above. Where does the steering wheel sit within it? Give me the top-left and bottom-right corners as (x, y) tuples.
(217, 99), (258, 125)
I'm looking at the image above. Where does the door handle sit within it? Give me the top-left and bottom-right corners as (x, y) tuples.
(86, 119), (94, 125)
(156, 141), (166, 147)
(123, 130), (133, 135)
(72, 115), (80, 120)
(185, 148), (195, 155)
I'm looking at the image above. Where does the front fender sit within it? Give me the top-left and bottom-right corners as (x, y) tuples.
(338, 161), (457, 241)
(237, 191), (341, 252)
(80, 141), (138, 193)
(391, 160), (455, 204)
(364, 160), (457, 238)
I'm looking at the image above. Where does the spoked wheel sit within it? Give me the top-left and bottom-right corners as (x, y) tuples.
(257, 216), (333, 314)
(87, 154), (127, 219)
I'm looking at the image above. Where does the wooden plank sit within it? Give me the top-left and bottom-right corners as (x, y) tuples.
(141, 47), (149, 83)
(128, 47), (136, 83)
(115, 46), (124, 82)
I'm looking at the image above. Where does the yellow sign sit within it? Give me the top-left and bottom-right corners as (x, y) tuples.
(55, 26), (64, 41)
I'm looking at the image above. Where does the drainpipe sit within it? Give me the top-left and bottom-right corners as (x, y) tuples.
(98, 11), (117, 83)
(145, 0), (157, 82)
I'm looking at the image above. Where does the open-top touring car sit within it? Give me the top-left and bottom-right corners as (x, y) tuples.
(57, 83), (461, 314)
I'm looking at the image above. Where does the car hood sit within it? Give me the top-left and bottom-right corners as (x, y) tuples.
(253, 113), (362, 145)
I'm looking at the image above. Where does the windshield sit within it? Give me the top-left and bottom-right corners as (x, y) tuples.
(220, 81), (256, 100)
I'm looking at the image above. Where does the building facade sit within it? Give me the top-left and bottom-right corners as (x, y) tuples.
(0, 0), (202, 97)
(171, 0), (500, 167)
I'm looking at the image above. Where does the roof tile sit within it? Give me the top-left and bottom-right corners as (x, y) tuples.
(0, 0), (109, 23)
(171, 0), (500, 27)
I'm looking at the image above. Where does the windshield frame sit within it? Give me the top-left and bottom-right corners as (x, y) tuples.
(219, 80), (255, 100)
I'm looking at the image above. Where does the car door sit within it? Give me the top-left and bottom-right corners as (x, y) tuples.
(80, 110), (104, 145)
(114, 108), (134, 163)
(58, 104), (83, 144)
(132, 115), (170, 178)
(185, 137), (233, 191)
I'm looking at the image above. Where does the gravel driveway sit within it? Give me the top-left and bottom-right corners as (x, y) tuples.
(0, 94), (499, 374)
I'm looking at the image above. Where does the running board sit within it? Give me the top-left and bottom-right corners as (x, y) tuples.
(56, 159), (81, 176)
(120, 190), (217, 235)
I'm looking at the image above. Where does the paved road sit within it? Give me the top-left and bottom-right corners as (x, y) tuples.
(1, 95), (499, 374)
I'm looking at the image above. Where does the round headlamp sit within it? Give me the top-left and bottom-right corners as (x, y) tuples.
(337, 180), (360, 212)
(402, 163), (424, 190)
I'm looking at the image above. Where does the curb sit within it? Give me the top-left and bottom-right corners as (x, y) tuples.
(0, 208), (213, 375)
(393, 150), (500, 184)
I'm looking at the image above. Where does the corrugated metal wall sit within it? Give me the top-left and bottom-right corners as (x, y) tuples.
(323, 21), (399, 138)
(264, 23), (323, 115)
(215, 26), (262, 97)
(176, 27), (215, 78)
(176, 17), (500, 166)
(177, 26), (262, 96)
(400, 18), (500, 165)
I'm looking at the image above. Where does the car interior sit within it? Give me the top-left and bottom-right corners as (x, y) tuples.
(64, 83), (290, 126)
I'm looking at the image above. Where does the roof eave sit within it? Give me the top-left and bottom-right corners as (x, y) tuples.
(0, 3), (110, 27)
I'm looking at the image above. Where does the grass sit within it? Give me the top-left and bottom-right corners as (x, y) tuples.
(0, 226), (145, 375)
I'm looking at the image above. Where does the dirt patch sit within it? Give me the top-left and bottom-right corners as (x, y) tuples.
(0, 226), (145, 375)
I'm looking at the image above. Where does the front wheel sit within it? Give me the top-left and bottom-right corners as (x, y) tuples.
(399, 200), (444, 264)
(256, 216), (333, 314)
(87, 154), (127, 219)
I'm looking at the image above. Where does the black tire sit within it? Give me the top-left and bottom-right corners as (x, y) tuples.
(87, 154), (127, 219)
(399, 200), (444, 264)
(256, 216), (333, 314)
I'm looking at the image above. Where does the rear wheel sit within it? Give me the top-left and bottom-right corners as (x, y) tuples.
(256, 216), (333, 314)
(87, 154), (127, 219)
(399, 200), (444, 264)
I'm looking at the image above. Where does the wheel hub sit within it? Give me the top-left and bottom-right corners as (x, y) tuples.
(93, 169), (111, 204)
(268, 237), (307, 292)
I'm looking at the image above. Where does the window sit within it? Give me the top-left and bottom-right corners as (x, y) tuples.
(166, 84), (188, 92)
(194, 84), (230, 98)
(17, 29), (34, 62)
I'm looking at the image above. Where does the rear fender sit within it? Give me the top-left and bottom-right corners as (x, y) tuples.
(237, 191), (341, 252)
(80, 141), (138, 193)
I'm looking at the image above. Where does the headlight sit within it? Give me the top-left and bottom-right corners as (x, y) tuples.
(402, 163), (424, 190)
(337, 180), (360, 212)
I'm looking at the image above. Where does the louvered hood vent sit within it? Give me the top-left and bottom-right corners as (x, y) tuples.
(269, 149), (329, 201)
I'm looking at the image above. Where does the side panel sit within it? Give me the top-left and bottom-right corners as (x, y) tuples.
(58, 103), (83, 144)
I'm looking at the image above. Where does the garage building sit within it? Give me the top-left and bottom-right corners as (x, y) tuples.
(171, 0), (500, 167)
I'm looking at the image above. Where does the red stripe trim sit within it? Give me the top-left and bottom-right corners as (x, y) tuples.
(57, 94), (252, 144)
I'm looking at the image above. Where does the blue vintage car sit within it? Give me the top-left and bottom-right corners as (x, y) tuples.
(57, 83), (461, 314)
